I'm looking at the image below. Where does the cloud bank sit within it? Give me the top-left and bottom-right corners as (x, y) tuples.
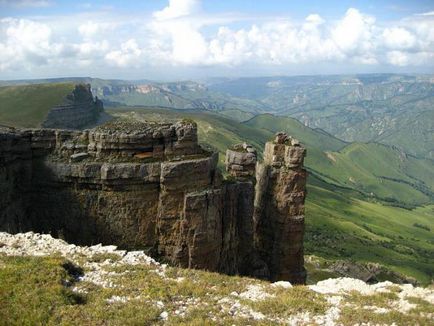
(0, 0), (433, 78)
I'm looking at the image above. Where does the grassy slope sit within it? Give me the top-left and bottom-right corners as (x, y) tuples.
(246, 114), (434, 206)
(110, 108), (434, 283)
(311, 142), (434, 206)
(244, 114), (347, 152)
(218, 109), (255, 122)
(0, 83), (74, 128)
(4, 254), (429, 325)
(306, 175), (434, 283)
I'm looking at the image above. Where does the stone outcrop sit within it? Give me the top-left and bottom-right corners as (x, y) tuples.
(225, 143), (257, 179)
(42, 84), (104, 129)
(254, 132), (307, 283)
(0, 121), (306, 283)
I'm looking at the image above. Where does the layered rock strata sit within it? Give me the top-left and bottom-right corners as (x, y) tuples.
(42, 84), (104, 129)
(225, 143), (257, 179)
(0, 122), (306, 283)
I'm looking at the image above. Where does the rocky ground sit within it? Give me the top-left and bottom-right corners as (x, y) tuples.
(0, 232), (433, 325)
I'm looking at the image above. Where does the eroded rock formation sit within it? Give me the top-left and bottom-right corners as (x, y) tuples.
(0, 121), (306, 283)
(254, 132), (307, 283)
(42, 84), (104, 129)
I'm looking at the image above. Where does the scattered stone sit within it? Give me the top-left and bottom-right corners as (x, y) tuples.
(0, 231), (433, 325)
(159, 311), (169, 320)
(239, 284), (273, 301)
(107, 295), (130, 304)
(272, 281), (293, 289)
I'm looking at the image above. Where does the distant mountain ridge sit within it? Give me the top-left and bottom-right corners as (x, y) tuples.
(208, 74), (434, 159)
(2, 74), (431, 158)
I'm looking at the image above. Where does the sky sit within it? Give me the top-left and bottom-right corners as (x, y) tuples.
(0, 0), (434, 80)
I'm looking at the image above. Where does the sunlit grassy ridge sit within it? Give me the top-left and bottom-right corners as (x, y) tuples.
(0, 83), (74, 128)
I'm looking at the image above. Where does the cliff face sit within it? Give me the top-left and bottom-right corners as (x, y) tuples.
(0, 122), (306, 283)
(42, 84), (103, 129)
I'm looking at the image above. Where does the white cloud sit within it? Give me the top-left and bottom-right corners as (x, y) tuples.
(331, 8), (376, 57)
(383, 27), (416, 50)
(78, 21), (116, 40)
(105, 39), (142, 67)
(387, 50), (409, 66)
(0, 18), (55, 70)
(416, 11), (434, 17)
(1, 0), (434, 76)
(153, 0), (201, 20)
(78, 21), (100, 39)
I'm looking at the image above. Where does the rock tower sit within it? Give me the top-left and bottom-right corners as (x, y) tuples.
(42, 84), (104, 129)
(254, 132), (307, 283)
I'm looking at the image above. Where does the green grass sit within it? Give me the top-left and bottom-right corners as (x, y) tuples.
(1, 254), (432, 325)
(338, 306), (433, 325)
(218, 108), (255, 122)
(0, 255), (85, 325)
(0, 255), (272, 325)
(0, 83), (74, 128)
(243, 286), (329, 318)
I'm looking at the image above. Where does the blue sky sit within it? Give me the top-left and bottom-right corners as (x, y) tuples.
(1, 0), (433, 80)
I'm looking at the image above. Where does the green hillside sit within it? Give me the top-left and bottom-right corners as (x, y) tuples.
(110, 107), (434, 283)
(246, 114), (434, 207)
(245, 114), (347, 152)
(0, 83), (74, 128)
(208, 74), (434, 159)
(309, 142), (434, 207)
(307, 175), (434, 284)
(377, 109), (434, 159)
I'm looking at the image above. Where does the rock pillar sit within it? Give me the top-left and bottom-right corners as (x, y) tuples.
(254, 132), (307, 284)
